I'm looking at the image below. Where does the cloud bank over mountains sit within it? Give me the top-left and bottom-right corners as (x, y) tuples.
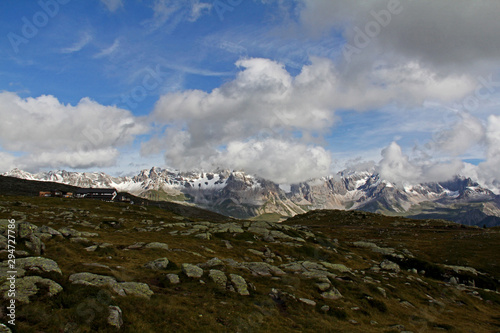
(1, 0), (500, 191)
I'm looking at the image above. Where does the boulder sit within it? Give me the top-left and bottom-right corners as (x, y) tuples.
(208, 270), (227, 288)
(144, 258), (170, 270)
(321, 287), (343, 300)
(166, 274), (180, 284)
(15, 257), (62, 276)
(36, 225), (62, 237)
(244, 262), (286, 277)
(229, 274), (250, 296)
(119, 282), (154, 299)
(25, 235), (45, 255)
(199, 257), (224, 269)
(321, 262), (350, 273)
(380, 260), (400, 273)
(107, 306), (123, 329)
(58, 227), (81, 238)
(18, 222), (39, 239)
(181, 264), (203, 278)
(144, 242), (169, 250)
(69, 272), (124, 296)
(0, 276), (62, 303)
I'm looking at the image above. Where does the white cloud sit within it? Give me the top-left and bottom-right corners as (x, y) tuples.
(143, 0), (212, 32)
(146, 57), (475, 183)
(94, 39), (120, 58)
(61, 32), (92, 54)
(377, 141), (463, 185)
(432, 113), (486, 156)
(0, 92), (148, 172)
(100, 0), (123, 12)
(472, 115), (500, 192)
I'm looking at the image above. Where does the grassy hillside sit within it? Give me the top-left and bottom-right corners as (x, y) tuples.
(0, 194), (499, 332)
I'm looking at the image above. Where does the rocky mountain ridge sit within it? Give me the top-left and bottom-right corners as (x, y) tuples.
(4, 168), (500, 226)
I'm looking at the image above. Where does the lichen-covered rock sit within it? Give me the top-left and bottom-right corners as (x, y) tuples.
(119, 282), (154, 299)
(25, 235), (45, 255)
(36, 225), (62, 237)
(18, 222), (38, 239)
(208, 270), (227, 287)
(144, 258), (170, 270)
(0, 276), (62, 303)
(321, 287), (343, 300)
(299, 298), (316, 306)
(69, 272), (124, 296)
(107, 306), (123, 329)
(13, 257), (62, 277)
(58, 227), (81, 238)
(199, 257), (225, 269)
(244, 262), (286, 277)
(380, 260), (400, 273)
(0, 323), (12, 333)
(144, 242), (169, 250)
(166, 274), (180, 284)
(321, 262), (350, 273)
(229, 274), (249, 296)
(182, 264), (203, 278)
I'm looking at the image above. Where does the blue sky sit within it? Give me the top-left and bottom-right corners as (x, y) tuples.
(1, 0), (500, 191)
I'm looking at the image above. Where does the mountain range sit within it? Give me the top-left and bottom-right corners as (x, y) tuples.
(3, 167), (500, 227)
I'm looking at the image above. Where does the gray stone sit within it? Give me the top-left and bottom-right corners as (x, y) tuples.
(25, 235), (45, 255)
(166, 274), (180, 284)
(199, 257), (224, 269)
(229, 274), (249, 296)
(58, 227), (81, 238)
(107, 306), (123, 329)
(244, 262), (286, 277)
(380, 260), (400, 273)
(194, 232), (211, 240)
(144, 258), (170, 270)
(449, 276), (458, 285)
(0, 276), (62, 303)
(0, 323), (12, 333)
(69, 272), (124, 296)
(315, 282), (331, 292)
(69, 237), (91, 244)
(13, 257), (62, 277)
(181, 264), (203, 278)
(127, 242), (146, 250)
(299, 298), (316, 306)
(119, 282), (154, 299)
(321, 262), (350, 273)
(208, 270), (227, 287)
(18, 222), (38, 239)
(320, 287), (343, 300)
(36, 225), (62, 236)
(377, 287), (387, 298)
(144, 242), (169, 250)
(320, 305), (330, 312)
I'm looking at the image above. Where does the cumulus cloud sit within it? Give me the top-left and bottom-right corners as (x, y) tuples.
(145, 57), (476, 183)
(471, 115), (500, 192)
(377, 141), (463, 185)
(432, 113), (486, 155)
(0, 92), (148, 172)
